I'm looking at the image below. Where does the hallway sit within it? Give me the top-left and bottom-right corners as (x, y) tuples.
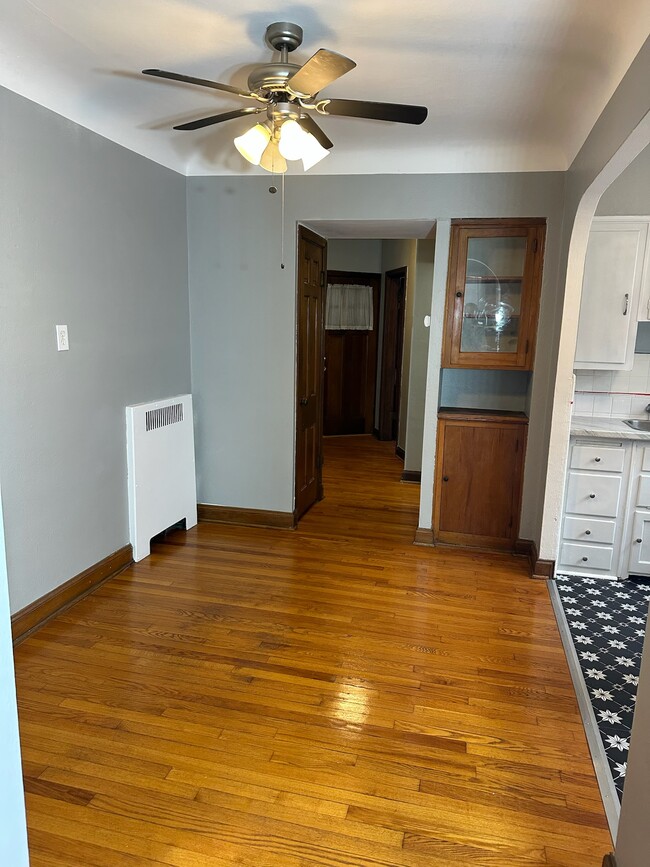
(15, 436), (611, 866)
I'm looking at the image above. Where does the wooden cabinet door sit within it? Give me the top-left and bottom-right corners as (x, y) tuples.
(628, 511), (650, 576)
(434, 418), (526, 549)
(441, 219), (545, 370)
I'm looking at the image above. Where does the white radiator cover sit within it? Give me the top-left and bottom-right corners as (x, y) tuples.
(126, 394), (197, 562)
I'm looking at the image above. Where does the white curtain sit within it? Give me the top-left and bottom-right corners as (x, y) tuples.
(325, 284), (374, 330)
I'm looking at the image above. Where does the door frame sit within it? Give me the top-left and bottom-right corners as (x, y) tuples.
(378, 266), (408, 443)
(294, 225), (327, 521)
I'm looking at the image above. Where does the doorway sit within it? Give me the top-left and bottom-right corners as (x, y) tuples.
(323, 270), (381, 436)
(378, 267), (407, 445)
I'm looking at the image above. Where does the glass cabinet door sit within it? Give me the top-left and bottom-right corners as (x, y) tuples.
(442, 221), (545, 369)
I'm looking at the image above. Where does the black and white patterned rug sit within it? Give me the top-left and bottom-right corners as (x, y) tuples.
(555, 574), (649, 800)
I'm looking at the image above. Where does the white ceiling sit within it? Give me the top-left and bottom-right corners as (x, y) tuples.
(1, 1), (648, 177)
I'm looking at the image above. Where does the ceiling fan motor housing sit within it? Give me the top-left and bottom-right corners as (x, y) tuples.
(265, 22), (304, 53)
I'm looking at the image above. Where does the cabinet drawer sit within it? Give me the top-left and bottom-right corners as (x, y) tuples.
(570, 444), (625, 473)
(562, 516), (616, 545)
(565, 472), (622, 518)
(559, 542), (614, 573)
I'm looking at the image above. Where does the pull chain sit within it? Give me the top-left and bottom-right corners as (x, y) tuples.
(280, 171), (285, 270)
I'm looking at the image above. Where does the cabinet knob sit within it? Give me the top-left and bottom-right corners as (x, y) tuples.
(582, 557), (588, 562)
(636, 538), (643, 544)
(585, 530), (591, 535)
(589, 493), (596, 499)
(455, 292), (463, 298)
(443, 476), (449, 482)
(594, 457), (601, 463)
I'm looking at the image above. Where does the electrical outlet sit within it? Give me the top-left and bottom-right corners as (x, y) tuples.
(56, 325), (69, 351)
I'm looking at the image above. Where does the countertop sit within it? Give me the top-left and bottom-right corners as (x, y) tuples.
(571, 415), (650, 441)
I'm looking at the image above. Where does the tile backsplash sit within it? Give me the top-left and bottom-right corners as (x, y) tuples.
(574, 353), (650, 417)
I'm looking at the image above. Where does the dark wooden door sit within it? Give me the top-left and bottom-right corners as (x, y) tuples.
(434, 413), (527, 550)
(323, 271), (380, 436)
(378, 268), (407, 441)
(295, 226), (326, 520)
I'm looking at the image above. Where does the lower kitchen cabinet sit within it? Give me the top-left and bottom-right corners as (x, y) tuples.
(559, 436), (650, 578)
(433, 409), (528, 550)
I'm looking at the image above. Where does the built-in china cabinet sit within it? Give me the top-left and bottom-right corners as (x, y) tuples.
(441, 218), (546, 370)
(434, 219), (546, 552)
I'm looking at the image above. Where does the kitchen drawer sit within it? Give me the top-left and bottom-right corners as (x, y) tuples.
(570, 443), (625, 473)
(559, 542), (614, 573)
(562, 515), (616, 545)
(565, 472), (622, 518)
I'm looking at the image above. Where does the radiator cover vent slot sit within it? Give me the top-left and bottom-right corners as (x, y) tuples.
(146, 402), (183, 432)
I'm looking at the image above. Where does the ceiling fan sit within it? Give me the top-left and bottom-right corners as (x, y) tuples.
(142, 21), (428, 173)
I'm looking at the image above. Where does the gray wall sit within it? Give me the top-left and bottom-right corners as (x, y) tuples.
(187, 171), (566, 541)
(327, 239), (383, 273)
(404, 240), (435, 471)
(0, 87), (191, 613)
(596, 144), (650, 215)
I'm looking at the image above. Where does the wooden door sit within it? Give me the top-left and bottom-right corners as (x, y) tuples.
(378, 267), (407, 441)
(295, 226), (326, 520)
(323, 271), (380, 436)
(434, 413), (527, 550)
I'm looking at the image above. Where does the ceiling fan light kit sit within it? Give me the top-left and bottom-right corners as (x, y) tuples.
(143, 21), (428, 173)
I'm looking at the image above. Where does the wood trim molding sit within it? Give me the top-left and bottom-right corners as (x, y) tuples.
(12, 544), (133, 645)
(514, 538), (555, 580)
(602, 855), (617, 867)
(395, 446), (405, 460)
(413, 527), (434, 546)
(401, 470), (421, 483)
(532, 558), (556, 581)
(198, 504), (295, 530)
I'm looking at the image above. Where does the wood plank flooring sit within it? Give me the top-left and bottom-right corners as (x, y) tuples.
(14, 435), (612, 866)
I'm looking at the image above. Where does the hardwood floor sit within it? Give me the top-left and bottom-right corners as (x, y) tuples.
(14, 435), (612, 866)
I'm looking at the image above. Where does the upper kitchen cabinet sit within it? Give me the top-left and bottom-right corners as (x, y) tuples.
(441, 219), (546, 370)
(574, 218), (650, 370)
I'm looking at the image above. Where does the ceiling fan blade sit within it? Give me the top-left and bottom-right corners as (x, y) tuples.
(321, 99), (428, 125)
(298, 114), (333, 150)
(286, 49), (356, 96)
(142, 69), (259, 100)
(173, 107), (264, 131)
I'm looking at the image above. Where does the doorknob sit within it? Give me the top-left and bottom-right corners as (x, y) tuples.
(636, 538), (643, 543)
(300, 397), (309, 406)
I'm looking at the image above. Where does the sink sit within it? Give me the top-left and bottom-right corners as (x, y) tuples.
(624, 419), (650, 431)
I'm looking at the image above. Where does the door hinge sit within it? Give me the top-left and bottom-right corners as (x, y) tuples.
(509, 514), (514, 528)
(532, 237), (538, 254)
(316, 453), (322, 470)
(320, 271), (325, 288)
(525, 338), (530, 355)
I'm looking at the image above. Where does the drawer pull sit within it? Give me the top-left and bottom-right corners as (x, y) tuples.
(589, 493), (596, 499)
(582, 557), (588, 562)
(636, 538), (643, 544)
(443, 476), (449, 482)
(594, 457), (601, 462)
(585, 529), (591, 535)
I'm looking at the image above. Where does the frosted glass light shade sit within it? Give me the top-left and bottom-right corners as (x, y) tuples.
(278, 119), (306, 161)
(234, 124), (271, 165)
(301, 134), (329, 171)
(259, 140), (287, 174)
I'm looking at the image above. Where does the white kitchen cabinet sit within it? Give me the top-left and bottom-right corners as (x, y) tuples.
(560, 437), (650, 578)
(574, 218), (650, 370)
(559, 438), (631, 578)
(628, 512), (650, 574)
